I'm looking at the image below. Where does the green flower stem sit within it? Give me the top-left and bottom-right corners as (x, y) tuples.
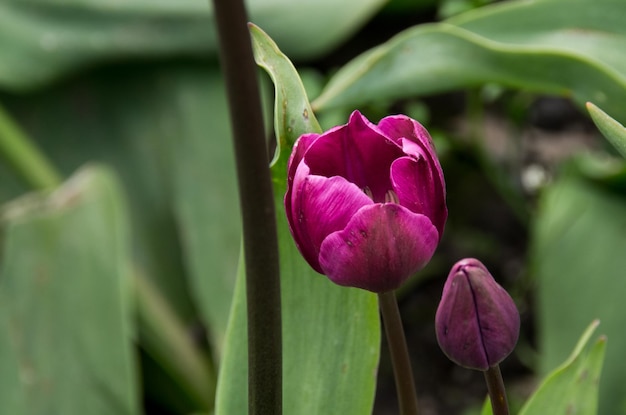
(484, 365), (510, 415)
(378, 291), (419, 415)
(0, 103), (63, 189)
(134, 270), (216, 409)
(210, 0), (283, 414)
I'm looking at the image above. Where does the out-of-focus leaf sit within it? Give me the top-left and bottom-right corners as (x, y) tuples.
(215, 26), (380, 415)
(0, 165), (140, 415)
(163, 69), (241, 355)
(532, 175), (626, 414)
(0, 0), (386, 91)
(0, 64), (243, 349)
(314, 0), (626, 124)
(518, 321), (605, 415)
(479, 398), (492, 415)
(587, 102), (626, 159)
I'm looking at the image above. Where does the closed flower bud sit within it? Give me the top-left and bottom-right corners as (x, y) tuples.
(435, 258), (520, 371)
(285, 110), (447, 293)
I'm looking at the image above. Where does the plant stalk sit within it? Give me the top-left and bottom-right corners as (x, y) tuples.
(378, 291), (419, 415)
(0, 103), (63, 189)
(134, 270), (216, 409)
(210, 1), (283, 414)
(484, 365), (509, 415)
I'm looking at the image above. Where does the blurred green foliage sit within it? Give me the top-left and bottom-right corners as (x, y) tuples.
(1, 0), (625, 414)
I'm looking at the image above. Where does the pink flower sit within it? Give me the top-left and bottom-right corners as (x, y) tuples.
(435, 258), (520, 370)
(285, 110), (447, 293)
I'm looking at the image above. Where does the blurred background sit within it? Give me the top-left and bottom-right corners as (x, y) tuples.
(1, 0), (625, 414)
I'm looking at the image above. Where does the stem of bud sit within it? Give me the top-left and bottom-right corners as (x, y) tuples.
(378, 290), (419, 415)
(484, 365), (509, 415)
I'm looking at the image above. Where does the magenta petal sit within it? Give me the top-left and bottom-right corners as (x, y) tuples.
(287, 133), (320, 190)
(285, 133), (320, 242)
(291, 175), (373, 272)
(378, 114), (445, 194)
(435, 259), (520, 370)
(318, 204), (439, 293)
(378, 114), (433, 154)
(469, 266), (520, 367)
(391, 156), (446, 237)
(303, 111), (403, 202)
(435, 271), (489, 370)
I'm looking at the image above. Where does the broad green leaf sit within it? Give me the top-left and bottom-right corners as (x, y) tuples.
(518, 321), (605, 415)
(215, 26), (380, 415)
(478, 321), (606, 415)
(0, 66), (196, 323)
(532, 175), (626, 414)
(314, 0), (626, 124)
(0, 64), (242, 337)
(0, 165), (140, 415)
(0, 64), (240, 411)
(215, 246), (380, 415)
(163, 69), (241, 355)
(0, 0), (386, 91)
(587, 102), (626, 159)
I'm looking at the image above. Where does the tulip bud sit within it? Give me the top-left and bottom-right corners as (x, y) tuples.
(284, 110), (447, 293)
(435, 258), (519, 371)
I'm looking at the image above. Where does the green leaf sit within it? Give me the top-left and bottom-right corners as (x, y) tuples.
(0, 165), (140, 415)
(249, 23), (322, 187)
(518, 321), (606, 415)
(532, 175), (626, 414)
(313, 0), (626, 124)
(478, 322), (606, 415)
(0, 65), (238, 411)
(479, 398), (492, 415)
(164, 69), (242, 355)
(1, 63), (243, 344)
(216, 223), (381, 415)
(215, 26), (381, 415)
(0, 0), (386, 91)
(587, 102), (626, 159)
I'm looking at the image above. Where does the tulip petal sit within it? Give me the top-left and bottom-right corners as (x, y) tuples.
(285, 138), (316, 251)
(287, 133), (320, 191)
(400, 136), (446, 212)
(291, 174), (373, 272)
(318, 204), (438, 293)
(469, 270), (520, 367)
(378, 115), (447, 232)
(435, 259), (520, 370)
(303, 111), (403, 202)
(435, 271), (489, 370)
(391, 156), (446, 237)
(378, 115), (437, 163)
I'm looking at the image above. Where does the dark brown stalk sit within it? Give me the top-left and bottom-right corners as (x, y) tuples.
(484, 365), (509, 415)
(210, 1), (282, 414)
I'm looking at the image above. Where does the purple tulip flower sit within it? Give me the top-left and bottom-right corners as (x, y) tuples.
(285, 110), (447, 293)
(435, 258), (520, 371)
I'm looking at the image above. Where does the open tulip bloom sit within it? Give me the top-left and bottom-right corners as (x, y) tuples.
(285, 110), (447, 293)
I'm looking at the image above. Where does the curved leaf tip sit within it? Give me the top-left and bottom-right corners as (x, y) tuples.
(248, 23), (321, 186)
(587, 102), (626, 159)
